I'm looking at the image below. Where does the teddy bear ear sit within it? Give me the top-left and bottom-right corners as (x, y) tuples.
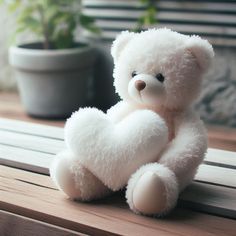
(185, 35), (214, 72)
(111, 31), (135, 62)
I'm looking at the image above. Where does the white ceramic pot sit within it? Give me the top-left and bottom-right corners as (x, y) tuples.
(9, 43), (96, 118)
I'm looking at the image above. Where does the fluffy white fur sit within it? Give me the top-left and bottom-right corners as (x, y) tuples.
(126, 163), (178, 216)
(50, 151), (110, 200)
(65, 108), (168, 191)
(50, 28), (214, 216)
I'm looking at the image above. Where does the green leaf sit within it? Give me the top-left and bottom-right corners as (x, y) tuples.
(45, 5), (58, 21)
(3, 0), (101, 49)
(54, 31), (74, 49)
(79, 14), (101, 34)
(8, 0), (21, 12)
(135, 0), (158, 30)
(15, 25), (27, 34)
(79, 14), (95, 25)
(23, 17), (41, 28)
(83, 24), (101, 34)
(16, 7), (35, 23)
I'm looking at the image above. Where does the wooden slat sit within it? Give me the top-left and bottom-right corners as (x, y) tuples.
(0, 118), (64, 139)
(0, 129), (65, 154)
(158, 1), (236, 13)
(0, 210), (85, 236)
(95, 20), (236, 36)
(201, 36), (236, 47)
(84, 0), (139, 8)
(195, 165), (236, 188)
(0, 143), (52, 174)
(180, 182), (236, 219)
(205, 148), (236, 168)
(83, 9), (236, 25)
(93, 31), (236, 47)
(91, 26), (236, 46)
(0, 165), (235, 235)
(84, 0), (236, 13)
(0, 164), (55, 189)
(95, 23), (236, 47)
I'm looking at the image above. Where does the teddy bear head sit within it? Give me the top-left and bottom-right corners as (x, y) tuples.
(111, 28), (214, 110)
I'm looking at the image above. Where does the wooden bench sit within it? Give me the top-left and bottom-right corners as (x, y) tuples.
(0, 118), (235, 235)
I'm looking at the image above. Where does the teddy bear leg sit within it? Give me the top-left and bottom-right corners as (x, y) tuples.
(50, 151), (111, 201)
(126, 163), (179, 216)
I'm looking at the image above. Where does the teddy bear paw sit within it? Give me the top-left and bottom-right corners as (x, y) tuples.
(126, 164), (179, 216)
(132, 171), (167, 215)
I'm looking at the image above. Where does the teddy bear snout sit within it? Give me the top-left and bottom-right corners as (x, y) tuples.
(135, 80), (146, 91)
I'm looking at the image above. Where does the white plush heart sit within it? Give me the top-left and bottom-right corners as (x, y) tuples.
(65, 108), (168, 191)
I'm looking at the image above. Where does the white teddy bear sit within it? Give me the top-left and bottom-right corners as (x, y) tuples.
(50, 28), (214, 216)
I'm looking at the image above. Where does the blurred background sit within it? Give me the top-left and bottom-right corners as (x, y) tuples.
(0, 0), (235, 128)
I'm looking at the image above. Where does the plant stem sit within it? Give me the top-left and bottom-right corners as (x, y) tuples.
(38, 4), (50, 49)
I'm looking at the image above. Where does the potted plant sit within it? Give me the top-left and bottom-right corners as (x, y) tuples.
(1, 0), (100, 118)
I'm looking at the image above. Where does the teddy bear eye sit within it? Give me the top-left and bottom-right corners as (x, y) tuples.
(132, 71), (137, 78)
(155, 73), (165, 83)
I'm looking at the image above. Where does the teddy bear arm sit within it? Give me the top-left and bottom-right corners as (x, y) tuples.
(159, 111), (207, 191)
(126, 112), (207, 216)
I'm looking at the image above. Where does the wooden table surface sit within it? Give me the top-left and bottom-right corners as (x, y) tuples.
(1, 164), (235, 236)
(0, 92), (236, 235)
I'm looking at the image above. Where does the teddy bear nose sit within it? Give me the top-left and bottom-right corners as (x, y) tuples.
(135, 80), (146, 91)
